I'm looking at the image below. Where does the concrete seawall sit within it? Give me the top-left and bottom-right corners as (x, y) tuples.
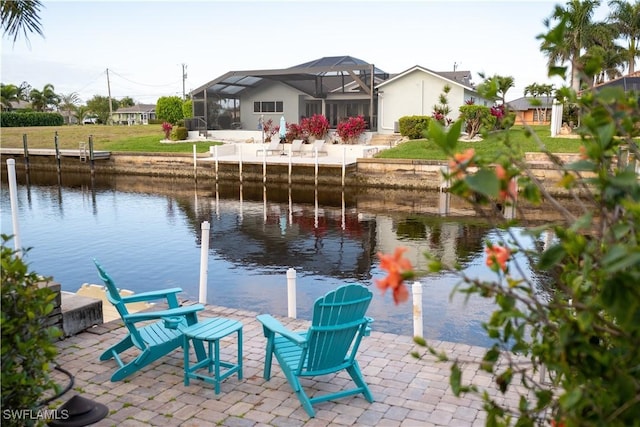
(1, 151), (583, 191)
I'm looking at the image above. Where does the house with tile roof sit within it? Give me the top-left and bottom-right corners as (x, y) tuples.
(507, 96), (555, 125)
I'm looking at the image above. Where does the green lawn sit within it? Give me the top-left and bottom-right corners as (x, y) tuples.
(1, 124), (583, 158)
(376, 125), (584, 160)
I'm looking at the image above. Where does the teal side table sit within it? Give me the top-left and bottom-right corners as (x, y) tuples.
(183, 317), (243, 394)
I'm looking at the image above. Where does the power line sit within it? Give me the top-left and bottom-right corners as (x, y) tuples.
(108, 68), (181, 88)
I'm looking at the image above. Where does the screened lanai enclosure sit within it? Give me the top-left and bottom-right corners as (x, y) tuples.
(188, 56), (390, 133)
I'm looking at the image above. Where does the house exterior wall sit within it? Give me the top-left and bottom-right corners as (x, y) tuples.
(513, 109), (550, 126)
(239, 82), (304, 130)
(377, 70), (470, 134)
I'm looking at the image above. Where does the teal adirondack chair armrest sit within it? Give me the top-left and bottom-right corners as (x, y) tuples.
(122, 304), (204, 325)
(364, 316), (374, 336)
(257, 314), (307, 346)
(119, 287), (183, 308)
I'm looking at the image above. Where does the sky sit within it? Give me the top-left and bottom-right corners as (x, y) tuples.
(1, 0), (613, 105)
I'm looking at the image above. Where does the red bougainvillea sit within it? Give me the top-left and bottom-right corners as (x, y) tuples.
(336, 115), (367, 143)
(301, 114), (329, 139)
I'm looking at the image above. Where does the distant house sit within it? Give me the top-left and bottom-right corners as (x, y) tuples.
(111, 104), (156, 125)
(592, 71), (640, 96)
(190, 56), (491, 134)
(190, 56), (389, 132)
(507, 96), (554, 125)
(375, 65), (490, 134)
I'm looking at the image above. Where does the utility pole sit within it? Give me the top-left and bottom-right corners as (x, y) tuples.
(106, 68), (113, 125)
(182, 63), (188, 100)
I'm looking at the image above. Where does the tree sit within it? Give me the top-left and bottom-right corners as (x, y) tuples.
(74, 105), (91, 125)
(0, 83), (18, 110)
(539, 0), (602, 91)
(378, 10), (640, 425)
(524, 82), (555, 123)
(156, 96), (184, 124)
(119, 96), (135, 108)
(28, 83), (59, 112)
(476, 74), (514, 111)
(59, 92), (80, 124)
(608, 0), (640, 75)
(0, 0), (43, 44)
(15, 81), (31, 102)
(86, 95), (119, 124)
(1, 235), (62, 426)
(182, 98), (193, 119)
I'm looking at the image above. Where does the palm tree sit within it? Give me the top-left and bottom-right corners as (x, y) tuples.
(1, 83), (19, 110)
(74, 105), (91, 126)
(477, 74), (515, 110)
(1, 0), (44, 44)
(540, 0), (601, 91)
(59, 92), (81, 124)
(28, 84), (58, 111)
(608, 0), (640, 75)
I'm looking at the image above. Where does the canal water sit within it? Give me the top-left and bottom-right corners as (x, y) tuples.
(1, 170), (549, 347)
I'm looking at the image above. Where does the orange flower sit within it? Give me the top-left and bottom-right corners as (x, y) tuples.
(495, 165), (517, 202)
(485, 244), (511, 272)
(579, 145), (588, 160)
(375, 247), (414, 304)
(449, 148), (475, 178)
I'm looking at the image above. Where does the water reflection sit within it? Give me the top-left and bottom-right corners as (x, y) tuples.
(1, 170), (567, 347)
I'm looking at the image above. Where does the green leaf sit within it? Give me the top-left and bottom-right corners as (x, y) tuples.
(538, 244), (565, 270)
(450, 362), (462, 396)
(560, 388), (582, 409)
(446, 120), (463, 149)
(565, 160), (596, 171)
(466, 169), (500, 197)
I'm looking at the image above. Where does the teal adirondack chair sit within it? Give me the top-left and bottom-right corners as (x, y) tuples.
(94, 259), (206, 381)
(256, 284), (374, 417)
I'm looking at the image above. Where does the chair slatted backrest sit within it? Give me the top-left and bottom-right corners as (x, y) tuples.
(304, 284), (372, 373)
(93, 259), (146, 348)
(312, 139), (325, 152)
(290, 139), (304, 154)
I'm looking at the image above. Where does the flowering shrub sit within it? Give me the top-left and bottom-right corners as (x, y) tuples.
(336, 115), (367, 144)
(376, 27), (640, 426)
(261, 118), (278, 142)
(301, 114), (329, 139)
(285, 122), (303, 143)
(161, 122), (173, 139)
(432, 85), (453, 126)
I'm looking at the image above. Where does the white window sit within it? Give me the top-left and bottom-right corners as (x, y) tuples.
(254, 101), (283, 113)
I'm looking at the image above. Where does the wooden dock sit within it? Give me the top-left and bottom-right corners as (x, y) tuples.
(0, 148), (111, 160)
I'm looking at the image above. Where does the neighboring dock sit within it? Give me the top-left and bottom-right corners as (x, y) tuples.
(0, 148), (111, 159)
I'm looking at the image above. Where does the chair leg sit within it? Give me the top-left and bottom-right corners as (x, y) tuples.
(100, 335), (134, 361)
(346, 363), (374, 402)
(290, 375), (315, 417)
(263, 336), (275, 380)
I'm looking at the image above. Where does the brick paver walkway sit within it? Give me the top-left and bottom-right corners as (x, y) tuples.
(52, 303), (520, 426)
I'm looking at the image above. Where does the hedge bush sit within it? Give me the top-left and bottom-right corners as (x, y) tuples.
(398, 115), (431, 139)
(170, 126), (188, 141)
(1, 112), (64, 127)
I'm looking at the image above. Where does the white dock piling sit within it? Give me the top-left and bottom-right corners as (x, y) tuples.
(199, 221), (210, 304)
(412, 281), (424, 338)
(6, 159), (22, 257)
(287, 268), (297, 318)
